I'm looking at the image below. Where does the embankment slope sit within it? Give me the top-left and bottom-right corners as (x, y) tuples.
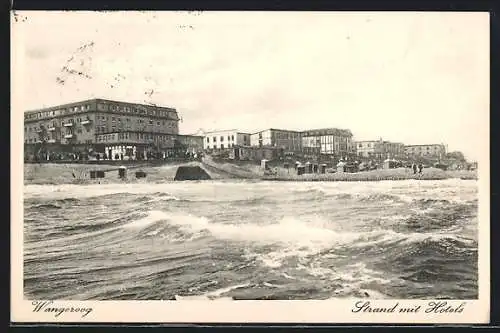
(23, 161), (233, 185)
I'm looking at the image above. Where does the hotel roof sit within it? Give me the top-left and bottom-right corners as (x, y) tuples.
(25, 98), (177, 114)
(202, 129), (251, 135)
(301, 128), (353, 137)
(250, 128), (302, 134)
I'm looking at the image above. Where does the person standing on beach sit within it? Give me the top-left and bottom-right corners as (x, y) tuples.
(418, 163), (423, 174)
(412, 163), (417, 174)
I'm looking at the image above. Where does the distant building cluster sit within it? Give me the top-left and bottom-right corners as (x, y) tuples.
(24, 98), (454, 164)
(203, 128), (448, 163)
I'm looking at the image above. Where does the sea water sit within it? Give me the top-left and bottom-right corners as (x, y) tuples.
(23, 179), (478, 300)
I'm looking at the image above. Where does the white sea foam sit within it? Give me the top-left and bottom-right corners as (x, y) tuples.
(129, 210), (363, 249)
(124, 207), (475, 260)
(123, 210), (168, 229)
(282, 272), (296, 280)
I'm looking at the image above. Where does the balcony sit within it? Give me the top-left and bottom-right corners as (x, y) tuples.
(64, 134), (74, 139)
(81, 119), (92, 125)
(62, 122), (74, 127)
(35, 128), (44, 133)
(47, 126), (57, 131)
(47, 139), (57, 143)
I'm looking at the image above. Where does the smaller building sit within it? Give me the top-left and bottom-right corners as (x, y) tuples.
(356, 138), (405, 160)
(250, 128), (302, 153)
(203, 130), (251, 151)
(404, 144), (446, 159)
(356, 139), (385, 159)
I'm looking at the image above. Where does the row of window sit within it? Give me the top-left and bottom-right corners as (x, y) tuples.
(97, 133), (177, 143)
(207, 135), (236, 143)
(276, 138), (301, 144)
(61, 117), (91, 124)
(408, 151), (443, 156)
(358, 143), (418, 150)
(25, 126), (91, 138)
(358, 145), (403, 151)
(65, 128), (90, 134)
(358, 143), (378, 148)
(303, 136), (350, 144)
(24, 117), (92, 132)
(97, 103), (176, 119)
(406, 147), (443, 151)
(95, 126), (176, 134)
(209, 143), (235, 149)
(97, 115), (175, 127)
(273, 133), (301, 139)
(25, 105), (92, 120)
(96, 126), (130, 133)
(23, 134), (81, 143)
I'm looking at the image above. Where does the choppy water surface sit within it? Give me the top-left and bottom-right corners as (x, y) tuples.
(24, 179), (478, 300)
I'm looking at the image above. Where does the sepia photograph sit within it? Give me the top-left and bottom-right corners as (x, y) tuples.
(11, 11), (489, 323)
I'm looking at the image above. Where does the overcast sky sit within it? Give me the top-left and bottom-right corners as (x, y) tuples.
(12, 11), (489, 161)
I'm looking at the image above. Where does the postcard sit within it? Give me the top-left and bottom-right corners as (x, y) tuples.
(11, 10), (490, 324)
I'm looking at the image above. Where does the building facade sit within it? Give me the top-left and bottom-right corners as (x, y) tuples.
(301, 128), (354, 158)
(385, 142), (405, 159)
(404, 144), (446, 159)
(177, 135), (204, 154)
(356, 139), (405, 159)
(355, 140), (384, 159)
(24, 98), (201, 160)
(249, 129), (302, 152)
(203, 130), (251, 150)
